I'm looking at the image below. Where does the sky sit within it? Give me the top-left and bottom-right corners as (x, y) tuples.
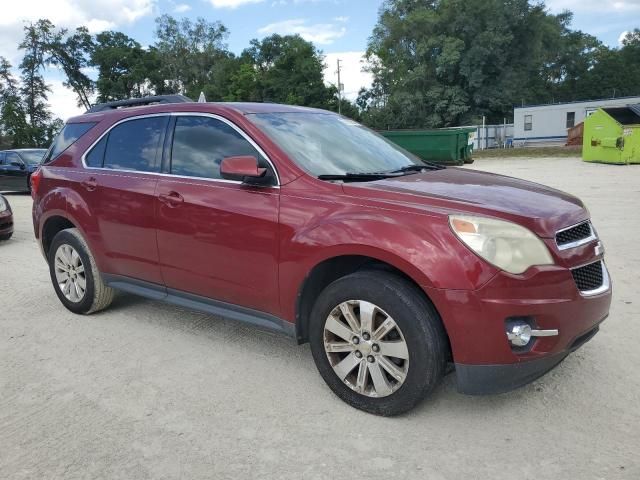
(1, 0), (639, 120)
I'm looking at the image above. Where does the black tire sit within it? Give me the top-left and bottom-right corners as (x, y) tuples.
(309, 270), (447, 416)
(48, 228), (114, 314)
(0, 232), (12, 241)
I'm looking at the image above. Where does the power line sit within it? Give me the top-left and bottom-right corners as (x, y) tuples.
(336, 58), (343, 115)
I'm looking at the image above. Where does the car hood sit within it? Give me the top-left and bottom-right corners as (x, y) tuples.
(342, 167), (588, 238)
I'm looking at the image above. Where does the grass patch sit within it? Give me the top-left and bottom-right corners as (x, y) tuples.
(473, 146), (582, 158)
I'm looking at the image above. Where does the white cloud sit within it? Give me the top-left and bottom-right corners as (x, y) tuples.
(323, 51), (372, 101)
(173, 3), (191, 12)
(618, 30), (629, 44)
(48, 80), (86, 120)
(545, 0), (640, 12)
(0, 0), (155, 63)
(258, 18), (346, 45)
(0, 1), (154, 121)
(209, 0), (264, 8)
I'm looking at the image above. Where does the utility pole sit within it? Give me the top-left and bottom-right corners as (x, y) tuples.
(336, 58), (343, 115)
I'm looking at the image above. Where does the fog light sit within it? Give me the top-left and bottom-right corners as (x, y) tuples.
(507, 323), (532, 347)
(506, 320), (559, 347)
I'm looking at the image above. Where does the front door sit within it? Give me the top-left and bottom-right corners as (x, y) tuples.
(0, 152), (7, 190)
(1, 152), (27, 191)
(155, 114), (280, 316)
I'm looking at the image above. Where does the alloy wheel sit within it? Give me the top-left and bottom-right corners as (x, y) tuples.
(323, 300), (409, 397)
(54, 244), (87, 303)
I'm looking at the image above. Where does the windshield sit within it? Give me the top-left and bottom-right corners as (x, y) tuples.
(18, 150), (47, 165)
(248, 112), (427, 176)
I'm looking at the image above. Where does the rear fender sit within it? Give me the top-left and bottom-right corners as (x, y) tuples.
(37, 187), (105, 270)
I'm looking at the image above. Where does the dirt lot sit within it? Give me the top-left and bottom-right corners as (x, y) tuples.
(1, 156), (638, 479)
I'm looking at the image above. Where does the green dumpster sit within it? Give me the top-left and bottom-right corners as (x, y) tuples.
(583, 104), (640, 164)
(380, 127), (475, 166)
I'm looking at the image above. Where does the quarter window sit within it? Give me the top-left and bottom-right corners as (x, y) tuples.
(524, 115), (533, 131)
(45, 122), (96, 163)
(170, 116), (269, 180)
(103, 116), (168, 172)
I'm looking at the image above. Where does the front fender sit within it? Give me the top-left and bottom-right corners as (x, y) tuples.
(278, 194), (497, 322)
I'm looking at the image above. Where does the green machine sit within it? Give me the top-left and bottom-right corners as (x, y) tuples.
(583, 105), (640, 164)
(380, 127), (475, 166)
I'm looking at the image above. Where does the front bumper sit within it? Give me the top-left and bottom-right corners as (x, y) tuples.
(0, 210), (13, 237)
(423, 261), (612, 394)
(455, 321), (602, 394)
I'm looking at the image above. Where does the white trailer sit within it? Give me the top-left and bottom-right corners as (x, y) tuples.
(513, 96), (640, 146)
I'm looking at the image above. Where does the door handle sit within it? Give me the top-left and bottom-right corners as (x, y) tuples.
(81, 177), (97, 191)
(158, 191), (184, 206)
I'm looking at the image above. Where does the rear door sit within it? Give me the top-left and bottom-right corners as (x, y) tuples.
(155, 114), (281, 315)
(0, 152), (7, 190)
(79, 115), (169, 284)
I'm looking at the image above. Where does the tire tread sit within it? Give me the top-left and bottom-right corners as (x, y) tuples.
(50, 228), (114, 314)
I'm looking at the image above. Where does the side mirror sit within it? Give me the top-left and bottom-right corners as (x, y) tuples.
(12, 162), (25, 169)
(220, 156), (267, 182)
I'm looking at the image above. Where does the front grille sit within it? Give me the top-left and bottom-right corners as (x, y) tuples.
(556, 221), (593, 248)
(571, 261), (604, 292)
(0, 220), (12, 230)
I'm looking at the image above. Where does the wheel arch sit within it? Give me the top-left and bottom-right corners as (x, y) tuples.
(41, 215), (77, 260)
(294, 254), (451, 359)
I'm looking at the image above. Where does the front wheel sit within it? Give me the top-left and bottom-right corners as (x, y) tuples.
(309, 270), (448, 416)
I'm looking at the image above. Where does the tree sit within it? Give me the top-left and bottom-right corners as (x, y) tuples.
(359, 0), (608, 129)
(91, 31), (159, 102)
(19, 21), (54, 146)
(153, 14), (232, 98)
(233, 34), (335, 108)
(38, 22), (95, 110)
(0, 57), (30, 148)
(568, 29), (640, 100)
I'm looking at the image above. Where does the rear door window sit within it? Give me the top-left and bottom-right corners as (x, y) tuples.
(44, 122), (97, 163)
(103, 116), (168, 172)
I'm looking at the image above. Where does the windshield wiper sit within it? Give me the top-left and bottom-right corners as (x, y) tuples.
(388, 163), (445, 173)
(317, 172), (404, 182)
(318, 163), (445, 182)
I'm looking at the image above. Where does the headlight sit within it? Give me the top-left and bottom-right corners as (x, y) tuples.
(0, 196), (7, 212)
(449, 214), (554, 274)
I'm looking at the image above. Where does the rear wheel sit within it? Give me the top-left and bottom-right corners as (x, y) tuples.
(48, 228), (114, 314)
(309, 270), (447, 416)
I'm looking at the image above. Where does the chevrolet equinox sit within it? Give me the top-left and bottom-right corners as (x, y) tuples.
(31, 96), (612, 415)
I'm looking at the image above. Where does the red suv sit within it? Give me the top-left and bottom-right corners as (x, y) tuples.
(32, 96), (612, 415)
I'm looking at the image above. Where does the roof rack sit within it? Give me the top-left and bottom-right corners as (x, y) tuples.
(86, 95), (193, 114)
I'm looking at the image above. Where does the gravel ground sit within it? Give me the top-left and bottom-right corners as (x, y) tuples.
(1, 156), (638, 479)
